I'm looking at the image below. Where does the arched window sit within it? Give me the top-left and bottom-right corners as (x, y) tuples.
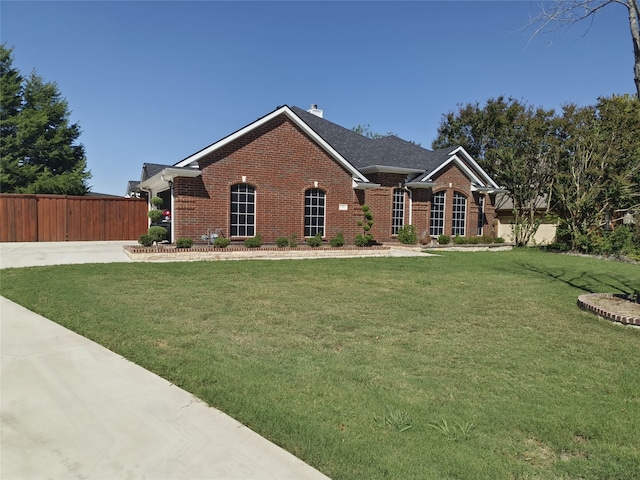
(392, 188), (404, 235)
(429, 191), (445, 236)
(230, 184), (255, 237)
(304, 188), (325, 237)
(452, 192), (466, 236)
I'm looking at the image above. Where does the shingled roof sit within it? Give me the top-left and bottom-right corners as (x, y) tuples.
(290, 106), (457, 175)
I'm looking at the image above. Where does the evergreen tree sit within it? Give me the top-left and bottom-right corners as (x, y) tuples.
(0, 44), (91, 194)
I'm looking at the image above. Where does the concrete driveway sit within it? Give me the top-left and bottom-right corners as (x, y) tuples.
(0, 242), (330, 479)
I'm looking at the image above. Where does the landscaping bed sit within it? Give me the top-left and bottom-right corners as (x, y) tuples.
(578, 293), (640, 327)
(123, 243), (393, 261)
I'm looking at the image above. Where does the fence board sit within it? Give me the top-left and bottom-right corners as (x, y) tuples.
(0, 194), (148, 242)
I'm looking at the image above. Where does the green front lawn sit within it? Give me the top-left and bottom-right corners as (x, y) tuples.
(2, 249), (639, 479)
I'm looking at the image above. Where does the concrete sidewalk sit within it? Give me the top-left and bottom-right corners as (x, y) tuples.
(0, 241), (133, 269)
(0, 242), (330, 479)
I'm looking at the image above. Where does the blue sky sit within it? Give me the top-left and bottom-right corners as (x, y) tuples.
(1, 1), (634, 195)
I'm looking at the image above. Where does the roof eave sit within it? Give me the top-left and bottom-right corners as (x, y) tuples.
(359, 165), (425, 175)
(405, 181), (436, 189)
(352, 180), (381, 190)
(139, 168), (201, 191)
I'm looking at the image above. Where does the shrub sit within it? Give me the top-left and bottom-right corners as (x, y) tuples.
(289, 233), (298, 248)
(138, 234), (153, 247)
(148, 226), (168, 243)
(306, 233), (323, 248)
(438, 234), (451, 245)
(494, 237), (505, 243)
(147, 209), (164, 223)
(453, 235), (467, 245)
(244, 234), (262, 248)
(150, 196), (164, 208)
(176, 237), (193, 249)
(468, 236), (480, 244)
(275, 236), (289, 248)
(609, 225), (634, 254)
(214, 237), (230, 248)
(397, 225), (418, 245)
(479, 234), (495, 244)
(355, 233), (374, 247)
(330, 232), (345, 247)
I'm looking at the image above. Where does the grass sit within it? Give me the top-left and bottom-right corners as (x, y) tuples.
(1, 249), (639, 479)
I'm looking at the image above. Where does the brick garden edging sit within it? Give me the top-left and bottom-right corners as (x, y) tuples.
(123, 245), (393, 262)
(577, 293), (640, 327)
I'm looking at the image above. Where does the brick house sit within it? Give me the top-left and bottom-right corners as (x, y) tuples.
(129, 105), (504, 244)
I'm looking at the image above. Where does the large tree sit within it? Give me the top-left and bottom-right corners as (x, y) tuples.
(0, 44), (91, 194)
(432, 96), (557, 246)
(529, 0), (640, 98)
(552, 95), (640, 250)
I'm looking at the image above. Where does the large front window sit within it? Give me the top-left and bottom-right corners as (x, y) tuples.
(452, 192), (466, 236)
(429, 191), (445, 236)
(304, 188), (325, 237)
(230, 184), (255, 237)
(392, 188), (404, 235)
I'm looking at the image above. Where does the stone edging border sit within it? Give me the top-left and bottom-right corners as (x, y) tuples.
(577, 293), (640, 327)
(123, 245), (394, 262)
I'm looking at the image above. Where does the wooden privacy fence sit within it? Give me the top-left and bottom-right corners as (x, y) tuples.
(0, 194), (148, 242)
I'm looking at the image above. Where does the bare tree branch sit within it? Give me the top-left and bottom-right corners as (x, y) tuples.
(528, 0), (640, 98)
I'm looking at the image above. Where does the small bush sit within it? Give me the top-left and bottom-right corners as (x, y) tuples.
(355, 233), (374, 247)
(397, 225), (418, 245)
(306, 233), (323, 248)
(468, 236), (480, 244)
(289, 233), (298, 248)
(275, 236), (289, 248)
(147, 209), (164, 223)
(176, 237), (193, 249)
(330, 232), (345, 247)
(214, 237), (231, 248)
(244, 234), (262, 248)
(138, 234), (153, 247)
(148, 226), (168, 243)
(150, 196), (164, 208)
(438, 235), (451, 245)
(479, 234), (495, 244)
(453, 235), (467, 245)
(494, 237), (505, 243)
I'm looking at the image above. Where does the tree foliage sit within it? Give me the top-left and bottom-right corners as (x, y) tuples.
(432, 96), (556, 246)
(552, 95), (640, 250)
(433, 94), (640, 251)
(0, 44), (91, 194)
(528, 0), (640, 99)
(352, 123), (398, 139)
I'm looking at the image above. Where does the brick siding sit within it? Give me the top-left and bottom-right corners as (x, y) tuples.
(173, 117), (496, 244)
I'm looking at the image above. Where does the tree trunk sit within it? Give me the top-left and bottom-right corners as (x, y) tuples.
(629, 0), (640, 98)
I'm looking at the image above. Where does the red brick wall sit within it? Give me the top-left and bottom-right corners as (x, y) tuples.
(172, 115), (496, 244)
(174, 116), (365, 244)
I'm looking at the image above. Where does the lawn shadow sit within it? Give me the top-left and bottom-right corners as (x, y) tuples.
(517, 262), (638, 296)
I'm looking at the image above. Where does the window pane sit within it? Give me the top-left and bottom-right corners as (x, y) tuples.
(452, 192), (466, 236)
(230, 184), (256, 238)
(392, 188), (404, 235)
(429, 191), (445, 237)
(304, 188), (325, 237)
